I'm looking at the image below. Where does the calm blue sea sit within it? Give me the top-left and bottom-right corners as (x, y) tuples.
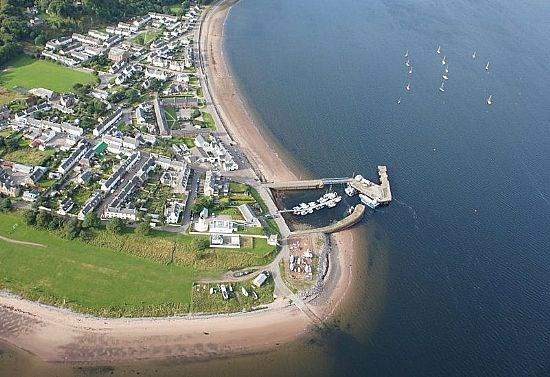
(223, 0), (550, 375)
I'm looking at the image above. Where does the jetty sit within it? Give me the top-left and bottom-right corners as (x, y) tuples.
(290, 204), (366, 235)
(348, 165), (392, 204)
(267, 166), (392, 205)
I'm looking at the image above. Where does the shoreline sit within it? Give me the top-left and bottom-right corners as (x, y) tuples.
(0, 0), (360, 364)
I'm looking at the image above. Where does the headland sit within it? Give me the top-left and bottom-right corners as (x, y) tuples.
(0, 0), (380, 364)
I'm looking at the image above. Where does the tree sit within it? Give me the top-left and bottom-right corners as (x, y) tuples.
(36, 211), (51, 229)
(191, 195), (213, 214)
(125, 88), (139, 102)
(23, 209), (37, 226)
(106, 217), (124, 234)
(0, 197), (12, 212)
(62, 218), (81, 240)
(82, 212), (101, 229)
(135, 215), (151, 236)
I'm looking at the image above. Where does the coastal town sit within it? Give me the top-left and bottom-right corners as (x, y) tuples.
(0, 0), (390, 365)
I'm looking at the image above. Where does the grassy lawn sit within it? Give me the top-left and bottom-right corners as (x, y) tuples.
(0, 212), (196, 317)
(214, 207), (244, 221)
(230, 182), (249, 194)
(0, 87), (21, 105)
(171, 137), (195, 149)
(0, 55), (95, 93)
(164, 107), (178, 128)
(191, 277), (274, 314)
(201, 111), (216, 130)
(131, 30), (162, 46)
(2, 147), (55, 166)
(0, 210), (279, 317)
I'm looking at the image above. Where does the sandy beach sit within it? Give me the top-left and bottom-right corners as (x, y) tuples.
(199, 0), (301, 182)
(0, 0), (358, 364)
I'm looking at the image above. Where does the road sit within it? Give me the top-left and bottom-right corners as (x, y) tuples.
(195, 1), (326, 326)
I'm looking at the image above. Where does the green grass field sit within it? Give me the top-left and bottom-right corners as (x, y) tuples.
(0, 212), (277, 317)
(201, 111), (216, 130)
(131, 30), (162, 46)
(0, 55), (95, 93)
(0, 212), (196, 317)
(2, 148), (55, 166)
(164, 107), (178, 128)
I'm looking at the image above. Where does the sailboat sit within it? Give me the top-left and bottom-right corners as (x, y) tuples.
(487, 95), (492, 105)
(485, 61), (490, 71)
(404, 50), (409, 58)
(439, 82), (445, 92)
(472, 51), (477, 59)
(442, 56), (447, 65)
(437, 45), (441, 54)
(405, 59), (411, 67)
(406, 82), (410, 91)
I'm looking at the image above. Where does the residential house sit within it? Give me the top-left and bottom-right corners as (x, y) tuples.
(0, 169), (20, 197)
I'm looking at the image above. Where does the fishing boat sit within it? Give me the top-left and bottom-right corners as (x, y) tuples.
(487, 95), (492, 105)
(437, 45), (441, 54)
(472, 51), (476, 59)
(485, 61), (490, 71)
(439, 82), (445, 92)
(406, 82), (410, 91)
(442, 75), (449, 80)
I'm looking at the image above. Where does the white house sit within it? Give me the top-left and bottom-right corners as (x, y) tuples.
(209, 219), (236, 234)
(164, 200), (184, 225)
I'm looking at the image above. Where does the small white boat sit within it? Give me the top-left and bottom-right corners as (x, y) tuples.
(442, 75), (449, 80)
(437, 45), (441, 54)
(442, 56), (447, 65)
(485, 61), (490, 71)
(397, 98), (401, 104)
(404, 49), (409, 58)
(445, 65), (449, 74)
(472, 51), (476, 59)
(344, 185), (358, 196)
(408, 67), (413, 74)
(406, 82), (410, 91)
(241, 286), (249, 297)
(487, 95), (492, 105)
(405, 59), (410, 67)
(359, 194), (379, 209)
(439, 82), (445, 92)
